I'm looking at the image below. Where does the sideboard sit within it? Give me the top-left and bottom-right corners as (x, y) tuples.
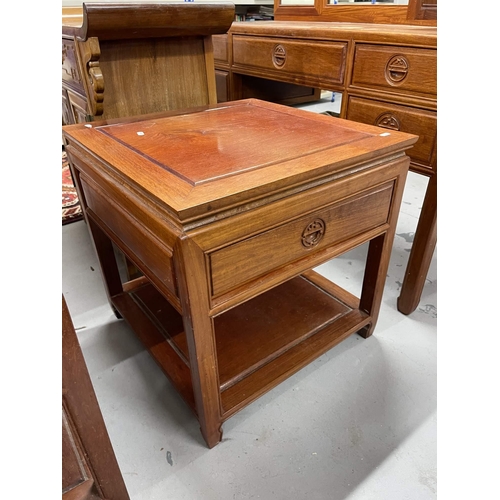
(214, 21), (437, 314)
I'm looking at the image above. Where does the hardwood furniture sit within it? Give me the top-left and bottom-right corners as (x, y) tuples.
(62, 296), (130, 499)
(62, 2), (235, 278)
(62, 2), (235, 126)
(274, 0), (436, 25)
(63, 98), (417, 448)
(213, 20), (436, 315)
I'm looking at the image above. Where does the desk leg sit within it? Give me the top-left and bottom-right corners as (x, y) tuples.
(359, 161), (409, 337)
(358, 233), (390, 338)
(174, 237), (223, 448)
(87, 216), (124, 319)
(397, 173), (437, 315)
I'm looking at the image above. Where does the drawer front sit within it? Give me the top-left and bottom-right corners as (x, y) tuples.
(210, 183), (393, 297)
(346, 96), (436, 170)
(213, 34), (229, 65)
(351, 44), (436, 98)
(233, 35), (347, 88)
(62, 39), (84, 93)
(80, 174), (178, 298)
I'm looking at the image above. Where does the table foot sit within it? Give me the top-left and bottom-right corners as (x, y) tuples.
(111, 305), (122, 320)
(358, 324), (374, 339)
(201, 424), (223, 449)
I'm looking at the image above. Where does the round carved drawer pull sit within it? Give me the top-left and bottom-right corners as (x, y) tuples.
(385, 55), (409, 84)
(272, 44), (287, 68)
(301, 219), (326, 248)
(375, 112), (401, 131)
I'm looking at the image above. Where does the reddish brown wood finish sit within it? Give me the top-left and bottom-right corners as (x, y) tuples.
(63, 99), (416, 447)
(273, 0), (436, 25)
(212, 20), (437, 315)
(62, 296), (130, 499)
(62, 3), (235, 124)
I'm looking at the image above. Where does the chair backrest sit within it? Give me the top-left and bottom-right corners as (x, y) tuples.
(62, 2), (235, 120)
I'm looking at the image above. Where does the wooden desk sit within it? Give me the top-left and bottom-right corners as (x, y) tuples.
(63, 98), (417, 448)
(214, 21), (437, 314)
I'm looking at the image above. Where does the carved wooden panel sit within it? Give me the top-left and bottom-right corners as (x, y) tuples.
(62, 39), (84, 93)
(78, 38), (104, 116)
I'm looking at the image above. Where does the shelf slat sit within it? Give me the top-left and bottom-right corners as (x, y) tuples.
(112, 273), (370, 423)
(215, 275), (350, 391)
(220, 308), (370, 418)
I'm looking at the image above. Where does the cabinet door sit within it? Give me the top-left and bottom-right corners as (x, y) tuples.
(62, 296), (130, 500)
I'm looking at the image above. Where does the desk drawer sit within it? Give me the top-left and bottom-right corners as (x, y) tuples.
(210, 183), (393, 297)
(62, 39), (84, 93)
(232, 35), (347, 88)
(346, 96), (436, 171)
(351, 44), (436, 98)
(80, 174), (178, 298)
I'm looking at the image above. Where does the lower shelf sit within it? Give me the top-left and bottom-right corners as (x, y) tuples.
(111, 271), (371, 421)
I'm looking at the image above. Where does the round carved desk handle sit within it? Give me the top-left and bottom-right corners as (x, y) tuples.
(301, 219), (326, 248)
(385, 55), (409, 85)
(272, 44), (287, 68)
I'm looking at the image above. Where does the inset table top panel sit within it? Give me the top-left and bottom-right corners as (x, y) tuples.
(63, 99), (417, 222)
(96, 103), (368, 186)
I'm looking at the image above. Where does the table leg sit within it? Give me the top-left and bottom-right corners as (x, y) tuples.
(358, 161), (409, 337)
(174, 237), (223, 448)
(86, 216), (124, 319)
(397, 173), (437, 315)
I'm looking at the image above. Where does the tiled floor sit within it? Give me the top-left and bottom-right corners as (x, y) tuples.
(62, 92), (436, 499)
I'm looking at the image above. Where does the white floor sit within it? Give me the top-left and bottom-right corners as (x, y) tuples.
(62, 148), (437, 500)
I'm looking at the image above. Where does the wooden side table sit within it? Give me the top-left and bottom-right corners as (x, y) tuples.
(63, 99), (417, 448)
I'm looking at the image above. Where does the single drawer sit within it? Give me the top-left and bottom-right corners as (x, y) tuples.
(213, 34), (229, 65)
(232, 35), (347, 88)
(210, 183), (393, 297)
(62, 39), (84, 93)
(80, 173), (178, 298)
(351, 44), (436, 98)
(346, 96), (436, 171)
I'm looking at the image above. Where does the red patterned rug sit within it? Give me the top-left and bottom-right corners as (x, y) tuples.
(62, 150), (84, 225)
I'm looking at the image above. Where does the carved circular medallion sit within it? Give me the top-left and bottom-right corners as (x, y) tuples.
(301, 219), (326, 248)
(385, 55), (409, 85)
(272, 44), (287, 68)
(375, 112), (401, 131)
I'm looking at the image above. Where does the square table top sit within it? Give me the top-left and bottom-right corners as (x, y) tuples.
(62, 99), (417, 222)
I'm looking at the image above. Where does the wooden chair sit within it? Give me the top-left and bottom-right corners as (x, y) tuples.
(62, 2), (235, 123)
